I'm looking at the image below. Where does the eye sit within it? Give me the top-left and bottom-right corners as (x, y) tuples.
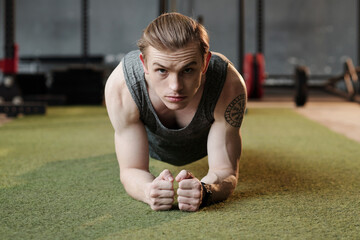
(157, 69), (167, 74)
(183, 68), (193, 74)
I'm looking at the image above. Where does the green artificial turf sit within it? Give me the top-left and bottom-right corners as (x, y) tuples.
(1, 106), (360, 239)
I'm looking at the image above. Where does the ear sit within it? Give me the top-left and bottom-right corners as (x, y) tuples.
(202, 51), (212, 74)
(139, 53), (149, 74)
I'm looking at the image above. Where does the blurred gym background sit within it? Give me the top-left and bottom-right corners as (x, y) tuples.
(0, 0), (359, 114)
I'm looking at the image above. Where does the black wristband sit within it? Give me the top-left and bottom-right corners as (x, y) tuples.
(200, 182), (212, 208)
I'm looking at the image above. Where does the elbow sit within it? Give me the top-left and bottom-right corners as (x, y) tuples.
(223, 175), (238, 198)
(119, 170), (135, 196)
(224, 174), (238, 195)
(216, 174), (238, 199)
(120, 174), (126, 186)
(119, 169), (128, 186)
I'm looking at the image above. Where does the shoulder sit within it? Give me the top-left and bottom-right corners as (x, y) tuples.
(211, 52), (246, 98)
(105, 61), (141, 132)
(213, 54), (247, 128)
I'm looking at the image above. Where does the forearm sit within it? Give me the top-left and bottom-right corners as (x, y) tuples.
(120, 168), (155, 204)
(204, 124), (242, 204)
(114, 124), (155, 205)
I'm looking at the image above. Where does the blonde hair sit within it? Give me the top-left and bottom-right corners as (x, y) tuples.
(137, 13), (209, 60)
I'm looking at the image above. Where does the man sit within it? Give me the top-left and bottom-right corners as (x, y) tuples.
(105, 12), (246, 212)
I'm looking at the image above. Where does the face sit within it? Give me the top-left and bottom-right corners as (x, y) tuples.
(140, 43), (211, 111)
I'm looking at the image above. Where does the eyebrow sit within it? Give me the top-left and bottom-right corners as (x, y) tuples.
(152, 61), (198, 69)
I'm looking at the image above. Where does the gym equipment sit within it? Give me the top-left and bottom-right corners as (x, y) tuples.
(0, 0), (47, 117)
(244, 53), (265, 99)
(240, 0), (266, 99)
(0, 76), (21, 102)
(289, 0), (360, 105)
(159, 0), (167, 15)
(16, 73), (47, 96)
(2, 0), (107, 107)
(82, 0), (89, 62)
(325, 58), (360, 102)
(159, 0), (178, 15)
(50, 66), (104, 105)
(294, 58), (360, 106)
(40, 0), (105, 105)
(239, 0), (360, 105)
(0, 102), (46, 117)
(294, 66), (309, 107)
(0, 0), (18, 75)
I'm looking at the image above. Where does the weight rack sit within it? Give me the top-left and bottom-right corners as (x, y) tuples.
(238, 0), (360, 105)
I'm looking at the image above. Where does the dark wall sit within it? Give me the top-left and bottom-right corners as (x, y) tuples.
(0, 0), (357, 76)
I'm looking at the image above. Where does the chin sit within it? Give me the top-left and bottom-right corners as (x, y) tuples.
(164, 101), (188, 111)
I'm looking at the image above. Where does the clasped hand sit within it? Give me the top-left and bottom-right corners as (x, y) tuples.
(146, 169), (203, 212)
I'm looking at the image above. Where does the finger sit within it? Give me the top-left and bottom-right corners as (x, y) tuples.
(156, 169), (174, 182)
(175, 170), (194, 182)
(150, 189), (175, 198)
(153, 180), (173, 190)
(177, 196), (201, 206)
(178, 179), (201, 190)
(151, 204), (173, 211)
(150, 197), (174, 206)
(178, 202), (198, 212)
(177, 188), (201, 198)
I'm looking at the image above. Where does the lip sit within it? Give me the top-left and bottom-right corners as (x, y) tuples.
(165, 96), (187, 103)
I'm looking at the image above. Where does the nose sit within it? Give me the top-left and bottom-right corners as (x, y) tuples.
(168, 74), (183, 92)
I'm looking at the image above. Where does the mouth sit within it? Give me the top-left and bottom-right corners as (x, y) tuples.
(165, 95), (187, 103)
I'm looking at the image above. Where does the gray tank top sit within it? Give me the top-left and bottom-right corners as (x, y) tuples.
(122, 50), (228, 166)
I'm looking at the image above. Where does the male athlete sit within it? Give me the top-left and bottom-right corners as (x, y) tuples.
(105, 12), (246, 212)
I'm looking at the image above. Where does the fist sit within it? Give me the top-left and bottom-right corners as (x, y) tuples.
(147, 169), (175, 211)
(175, 170), (202, 212)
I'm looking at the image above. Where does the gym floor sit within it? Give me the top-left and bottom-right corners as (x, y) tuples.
(1, 91), (359, 239)
(247, 87), (360, 143)
(2, 87), (359, 143)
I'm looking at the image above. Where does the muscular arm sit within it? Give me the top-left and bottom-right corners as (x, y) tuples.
(105, 62), (174, 210)
(175, 62), (246, 211)
(202, 63), (247, 203)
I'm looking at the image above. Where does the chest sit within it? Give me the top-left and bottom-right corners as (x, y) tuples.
(156, 107), (197, 129)
(149, 92), (203, 129)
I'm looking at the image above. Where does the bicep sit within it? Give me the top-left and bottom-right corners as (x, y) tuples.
(105, 61), (150, 172)
(115, 122), (150, 172)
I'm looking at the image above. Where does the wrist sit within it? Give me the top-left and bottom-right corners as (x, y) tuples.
(144, 182), (153, 205)
(200, 182), (213, 208)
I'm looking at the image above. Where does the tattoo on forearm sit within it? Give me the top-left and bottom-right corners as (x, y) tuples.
(224, 94), (246, 128)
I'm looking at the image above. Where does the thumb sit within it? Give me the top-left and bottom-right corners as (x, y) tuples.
(175, 170), (194, 182)
(156, 169), (174, 182)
